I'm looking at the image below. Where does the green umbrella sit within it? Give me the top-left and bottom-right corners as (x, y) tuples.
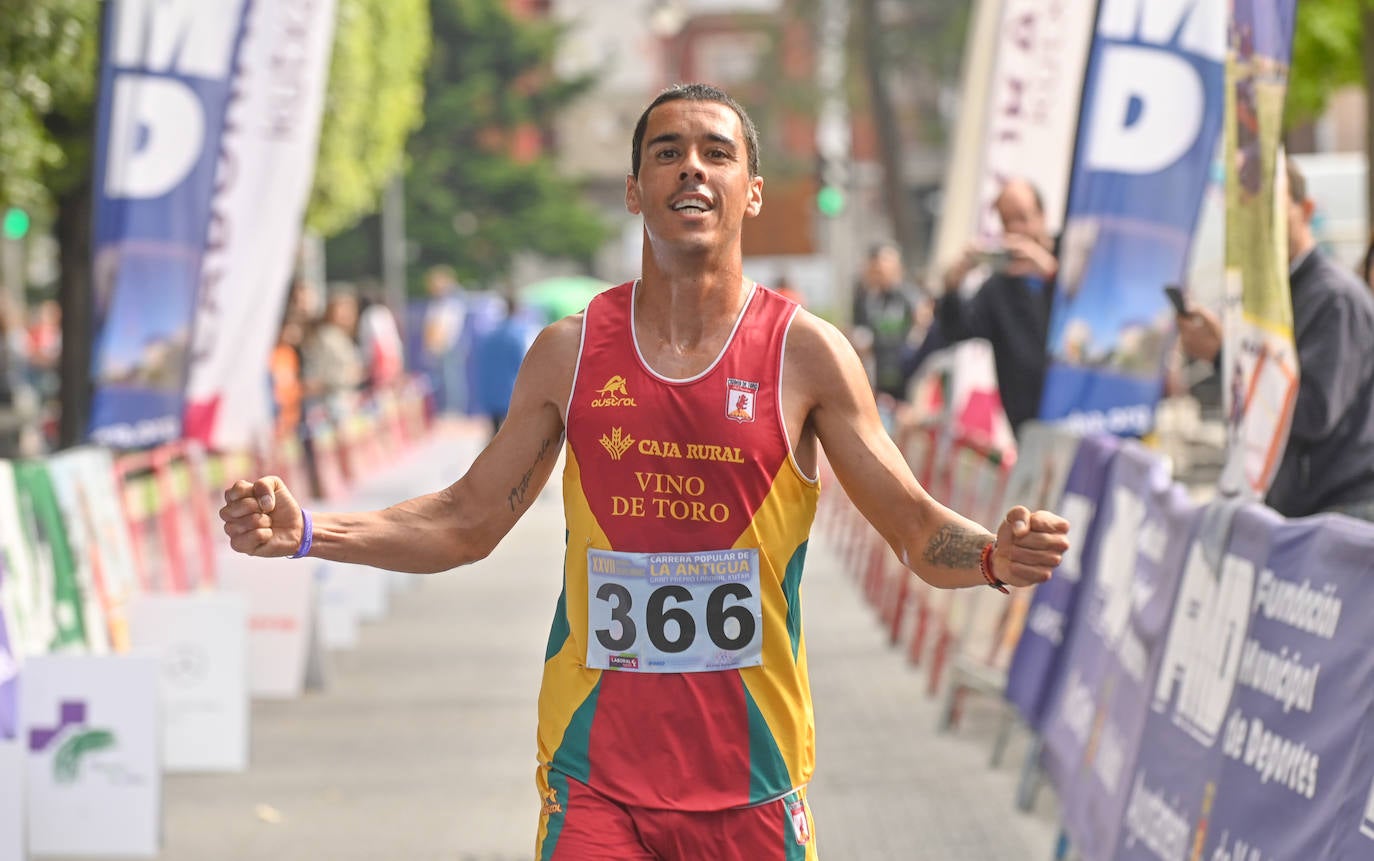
(519, 276), (611, 322)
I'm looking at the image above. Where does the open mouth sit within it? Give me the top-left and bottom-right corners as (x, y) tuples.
(671, 197), (711, 214)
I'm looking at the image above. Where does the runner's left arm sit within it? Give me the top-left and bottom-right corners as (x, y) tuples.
(786, 312), (1068, 589)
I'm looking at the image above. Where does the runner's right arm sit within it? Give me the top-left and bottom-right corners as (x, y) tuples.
(219, 315), (582, 573)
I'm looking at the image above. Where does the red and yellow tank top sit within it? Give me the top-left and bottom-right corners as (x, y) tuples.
(536, 280), (820, 812)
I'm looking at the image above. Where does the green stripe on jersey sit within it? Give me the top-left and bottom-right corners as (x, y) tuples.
(781, 541), (809, 660)
(745, 685), (791, 804)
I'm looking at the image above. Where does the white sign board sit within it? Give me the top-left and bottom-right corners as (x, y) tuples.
(316, 562), (359, 650)
(216, 553), (314, 699)
(22, 654), (161, 857)
(0, 741), (21, 861)
(128, 592), (248, 772)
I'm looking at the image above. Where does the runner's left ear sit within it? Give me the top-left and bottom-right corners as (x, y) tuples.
(745, 177), (763, 218)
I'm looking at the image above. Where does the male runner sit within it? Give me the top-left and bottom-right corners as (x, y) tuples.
(221, 83), (1071, 860)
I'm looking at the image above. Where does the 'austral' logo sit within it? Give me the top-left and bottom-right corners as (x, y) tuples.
(29, 701), (117, 783)
(600, 427), (634, 461)
(591, 375), (637, 407)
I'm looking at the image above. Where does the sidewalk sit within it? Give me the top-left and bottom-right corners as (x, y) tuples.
(73, 422), (1060, 860)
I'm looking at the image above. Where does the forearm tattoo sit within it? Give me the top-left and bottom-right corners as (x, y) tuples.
(922, 524), (992, 569)
(507, 436), (556, 511)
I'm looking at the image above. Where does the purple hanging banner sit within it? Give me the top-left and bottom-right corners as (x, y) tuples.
(1039, 442), (1199, 859)
(1005, 432), (1120, 730)
(1118, 506), (1374, 860)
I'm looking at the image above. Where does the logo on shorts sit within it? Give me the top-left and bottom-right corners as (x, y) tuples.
(787, 792), (811, 845)
(541, 786), (563, 817)
(608, 653), (639, 670)
(600, 427), (635, 461)
(726, 377), (759, 423)
(592, 375), (637, 407)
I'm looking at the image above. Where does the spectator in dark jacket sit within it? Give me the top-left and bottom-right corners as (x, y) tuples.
(937, 179), (1058, 436)
(850, 242), (919, 402)
(1177, 158), (1374, 520)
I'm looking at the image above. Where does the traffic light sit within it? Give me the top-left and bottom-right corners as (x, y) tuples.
(2, 207), (29, 240)
(816, 185), (845, 217)
(814, 154), (848, 217)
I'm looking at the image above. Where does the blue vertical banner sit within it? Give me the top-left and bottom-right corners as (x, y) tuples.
(1039, 442), (1198, 860)
(1118, 506), (1374, 860)
(1039, 0), (1226, 435)
(1004, 432), (1120, 730)
(88, 1), (252, 447)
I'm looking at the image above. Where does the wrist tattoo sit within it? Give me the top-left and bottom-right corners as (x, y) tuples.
(923, 524), (991, 569)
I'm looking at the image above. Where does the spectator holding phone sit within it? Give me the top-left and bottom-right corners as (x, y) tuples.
(1174, 158), (1374, 520)
(936, 178), (1059, 436)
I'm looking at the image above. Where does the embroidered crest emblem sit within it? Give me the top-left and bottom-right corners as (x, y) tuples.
(600, 427), (635, 460)
(725, 377), (759, 423)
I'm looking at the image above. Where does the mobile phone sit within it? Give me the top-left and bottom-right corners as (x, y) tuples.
(1163, 284), (1190, 316)
(974, 248), (1013, 270)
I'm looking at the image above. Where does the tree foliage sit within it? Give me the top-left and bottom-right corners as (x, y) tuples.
(0, 1), (100, 214)
(401, 0), (608, 288)
(305, 0), (431, 237)
(1286, 0), (1369, 127)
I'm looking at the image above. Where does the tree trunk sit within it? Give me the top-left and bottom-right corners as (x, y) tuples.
(56, 179), (93, 449)
(855, 0), (922, 265)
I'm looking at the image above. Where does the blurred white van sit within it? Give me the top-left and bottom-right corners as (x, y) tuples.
(1293, 151), (1368, 272)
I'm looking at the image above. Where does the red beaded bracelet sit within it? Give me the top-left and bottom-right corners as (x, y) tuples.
(980, 540), (1009, 594)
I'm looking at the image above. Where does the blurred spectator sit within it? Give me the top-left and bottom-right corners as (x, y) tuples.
(0, 299), (28, 456)
(850, 242), (919, 402)
(938, 178), (1058, 436)
(1176, 157), (1374, 520)
(1360, 228), (1374, 294)
(269, 312), (305, 440)
(357, 287), (405, 389)
(471, 294), (535, 436)
(301, 286), (364, 416)
(423, 265), (467, 413)
(25, 298), (61, 401)
(773, 274), (804, 306)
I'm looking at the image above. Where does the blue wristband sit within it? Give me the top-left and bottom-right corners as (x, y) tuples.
(291, 509), (314, 559)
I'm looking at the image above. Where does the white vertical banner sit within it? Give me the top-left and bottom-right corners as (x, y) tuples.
(971, 0), (1097, 246)
(183, 0), (338, 449)
(930, 0), (1004, 273)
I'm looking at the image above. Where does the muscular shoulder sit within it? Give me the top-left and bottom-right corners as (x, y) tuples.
(519, 313), (585, 412)
(784, 309), (868, 404)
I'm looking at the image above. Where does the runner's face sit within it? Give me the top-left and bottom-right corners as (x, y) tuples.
(626, 100), (762, 252)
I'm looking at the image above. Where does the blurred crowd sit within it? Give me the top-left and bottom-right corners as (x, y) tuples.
(268, 267), (543, 449)
(0, 298), (64, 457)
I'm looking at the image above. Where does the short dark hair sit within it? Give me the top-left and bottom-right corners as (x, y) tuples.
(631, 83), (760, 178)
(867, 240), (900, 261)
(1285, 156), (1308, 205)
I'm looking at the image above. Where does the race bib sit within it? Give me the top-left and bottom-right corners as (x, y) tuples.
(586, 548), (762, 673)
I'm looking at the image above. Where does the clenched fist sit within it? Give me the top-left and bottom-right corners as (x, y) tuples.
(220, 476), (306, 557)
(991, 505), (1071, 588)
